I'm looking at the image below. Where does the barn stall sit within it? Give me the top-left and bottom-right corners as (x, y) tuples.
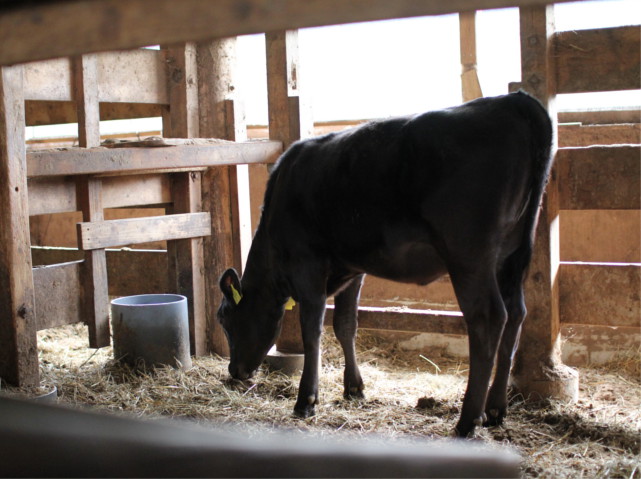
(0, 0), (639, 477)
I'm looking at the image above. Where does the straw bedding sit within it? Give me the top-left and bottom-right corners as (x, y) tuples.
(3, 323), (639, 478)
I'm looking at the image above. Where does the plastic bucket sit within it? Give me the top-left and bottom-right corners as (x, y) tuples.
(111, 294), (192, 370)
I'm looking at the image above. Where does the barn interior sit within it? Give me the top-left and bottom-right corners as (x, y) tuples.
(0, 0), (639, 477)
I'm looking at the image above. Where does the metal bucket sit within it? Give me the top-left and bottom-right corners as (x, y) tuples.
(111, 294), (192, 370)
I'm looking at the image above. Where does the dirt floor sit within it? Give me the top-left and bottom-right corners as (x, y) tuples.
(3, 324), (639, 478)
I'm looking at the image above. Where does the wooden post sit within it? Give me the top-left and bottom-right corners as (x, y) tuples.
(73, 54), (110, 348)
(459, 11), (483, 102)
(163, 43), (208, 356)
(511, 5), (579, 401)
(266, 30), (313, 355)
(0, 65), (39, 387)
(198, 38), (249, 357)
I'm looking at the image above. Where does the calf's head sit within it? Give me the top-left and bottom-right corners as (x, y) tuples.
(217, 268), (283, 380)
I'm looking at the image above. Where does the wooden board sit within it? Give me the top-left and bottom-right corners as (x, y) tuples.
(555, 26), (641, 94)
(558, 146), (640, 210)
(559, 262), (640, 328)
(0, 0), (588, 66)
(78, 212), (211, 250)
(33, 261), (83, 331)
(27, 141), (282, 177)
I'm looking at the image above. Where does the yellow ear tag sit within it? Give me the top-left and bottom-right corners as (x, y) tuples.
(230, 284), (242, 305)
(284, 297), (296, 310)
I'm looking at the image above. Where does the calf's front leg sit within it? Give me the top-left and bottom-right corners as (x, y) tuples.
(293, 297), (327, 418)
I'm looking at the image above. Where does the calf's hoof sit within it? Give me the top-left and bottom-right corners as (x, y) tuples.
(343, 385), (365, 400)
(294, 395), (317, 418)
(453, 414), (486, 438)
(483, 407), (506, 427)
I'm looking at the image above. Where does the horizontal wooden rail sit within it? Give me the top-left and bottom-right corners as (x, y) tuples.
(558, 146), (640, 210)
(23, 50), (167, 104)
(27, 140), (282, 178)
(77, 212), (211, 250)
(555, 26), (641, 94)
(0, 0), (587, 67)
(28, 174), (172, 216)
(325, 305), (467, 335)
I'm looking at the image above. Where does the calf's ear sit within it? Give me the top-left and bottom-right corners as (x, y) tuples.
(220, 268), (243, 305)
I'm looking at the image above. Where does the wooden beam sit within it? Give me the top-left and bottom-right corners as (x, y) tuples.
(559, 262), (640, 328)
(558, 146), (640, 210)
(555, 26), (641, 94)
(0, 0), (590, 66)
(33, 261), (83, 331)
(558, 123), (641, 148)
(0, 65), (39, 387)
(25, 101), (163, 126)
(76, 176), (110, 348)
(513, 5), (579, 402)
(78, 212), (211, 250)
(28, 174), (172, 216)
(27, 141), (282, 178)
(459, 11), (483, 102)
(325, 305), (466, 335)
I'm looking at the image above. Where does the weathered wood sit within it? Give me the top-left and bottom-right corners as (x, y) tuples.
(559, 262), (640, 328)
(555, 26), (641, 94)
(459, 11), (482, 102)
(561, 323), (641, 367)
(0, 0), (589, 66)
(163, 43), (199, 138)
(513, 5), (579, 402)
(558, 123), (641, 148)
(168, 173), (208, 356)
(325, 305), (467, 335)
(558, 146), (640, 210)
(72, 54), (100, 148)
(27, 141), (282, 177)
(28, 174), (172, 216)
(558, 108), (641, 126)
(78, 212), (211, 250)
(25, 101), (163, 127)
(76, 176), (110, 348)
(33, 261), (83, 330)
(0, 65), (39, 387)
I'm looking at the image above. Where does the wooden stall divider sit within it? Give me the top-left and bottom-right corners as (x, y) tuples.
(511, 5), (579, 401)
(163, 42), (208, 356)
(0, 65), (39, 387)
(459, 11), (483, 102)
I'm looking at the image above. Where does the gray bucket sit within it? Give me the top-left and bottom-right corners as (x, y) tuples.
(111, 294), (192, 370)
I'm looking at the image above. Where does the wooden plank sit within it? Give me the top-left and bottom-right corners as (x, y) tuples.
(23, 58), (72, 101)
(28, 174), (171, 216)
(324, 305), (467, 335)
(27, 141), (282, 177)
(163, 43), (199, 138)
(558, 146), (640, 210)
(555, 26), (641, 94)
(0, 0), (589, 66)
(76, 176), (110, 348)
(73, 54), (100, 148)
(98, 49), (168, 104)
(25, 101), (163, 127)
(561, 323), (640, 367)
(78, 212), (211, 250)
(558, 123), (641, 148)
(513, 6), (579, 401)
(0, 65), (39, 387)
(459, 11), (482, 102)
(33, 261), (83, 331)
(559, 262), (640, 328)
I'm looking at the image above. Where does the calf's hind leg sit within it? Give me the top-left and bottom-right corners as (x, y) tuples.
(332, 275), (365, 399)
(450, 267), (508, 437)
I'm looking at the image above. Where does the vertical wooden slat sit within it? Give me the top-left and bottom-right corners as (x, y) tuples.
(73, 53), (109, 348)
(72, 54), (100, 148)
(266, 30), (313, 355)
(76, 177), (110, 348)
(0, 65), (39, 387)
(512, 5), (578, 402)
(163, 43), (208, 356)
(198, 38), (248, 357)
(459, 11), (483, 102)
